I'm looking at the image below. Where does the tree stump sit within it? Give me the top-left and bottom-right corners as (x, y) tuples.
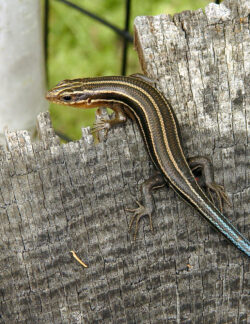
(0, 0), (249, 323)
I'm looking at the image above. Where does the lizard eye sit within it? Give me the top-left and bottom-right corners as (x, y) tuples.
(62, 95), (72, 101)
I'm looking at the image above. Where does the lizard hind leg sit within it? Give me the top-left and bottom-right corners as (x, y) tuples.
(187, 156), (231, 212)
(127, 200), (154, 240)
(126, 173), (167, 240)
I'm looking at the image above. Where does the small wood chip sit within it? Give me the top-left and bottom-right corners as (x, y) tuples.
(70, 250), (88, 268)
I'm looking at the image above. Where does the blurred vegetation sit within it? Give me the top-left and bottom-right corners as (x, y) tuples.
(48, 0), (210, 140)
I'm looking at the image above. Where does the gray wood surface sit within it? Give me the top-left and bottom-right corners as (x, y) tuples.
(0, 0), (249, 323)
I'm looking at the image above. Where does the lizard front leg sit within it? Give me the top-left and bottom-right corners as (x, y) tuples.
(92, 103), (131, 138)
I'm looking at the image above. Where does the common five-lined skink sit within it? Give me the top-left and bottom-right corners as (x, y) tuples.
(46, 74), (250, 257)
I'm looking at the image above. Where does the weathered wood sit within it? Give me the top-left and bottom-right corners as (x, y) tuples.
(0, 0), (249, 323)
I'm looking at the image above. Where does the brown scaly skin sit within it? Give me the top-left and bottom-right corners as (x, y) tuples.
(46, 74), (250, 257)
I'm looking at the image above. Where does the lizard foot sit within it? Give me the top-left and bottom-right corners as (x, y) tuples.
(126, 200), (153, 240)
(91, 119), (111, 138)
(207, 182), (231, 212)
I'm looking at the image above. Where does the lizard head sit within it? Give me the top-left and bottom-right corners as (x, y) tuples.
(46, 79), (100, 108)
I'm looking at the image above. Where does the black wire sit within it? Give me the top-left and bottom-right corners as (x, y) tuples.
(55, 0), (133, 43)
(121, 0), (131, 75)
(55, 130), (73, 142)
(44, 0), (49, 84)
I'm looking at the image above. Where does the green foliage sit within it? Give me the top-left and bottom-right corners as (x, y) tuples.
(48, 0), (210, 140)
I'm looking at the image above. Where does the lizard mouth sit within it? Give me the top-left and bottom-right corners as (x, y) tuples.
(45, 92), (69, 105)
(45, 91), (57, 102)
(45, 92), (51, 100)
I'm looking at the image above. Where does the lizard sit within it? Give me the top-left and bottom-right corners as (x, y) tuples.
(46, 74), (250, 257)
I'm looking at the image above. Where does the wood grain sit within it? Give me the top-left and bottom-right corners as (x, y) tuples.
(0, 0), (249, 323)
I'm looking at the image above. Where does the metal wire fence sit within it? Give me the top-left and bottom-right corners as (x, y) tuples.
(45, 0), (221, 142)
(45, 0), (221, 81)
(44, 0), (133, 81)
